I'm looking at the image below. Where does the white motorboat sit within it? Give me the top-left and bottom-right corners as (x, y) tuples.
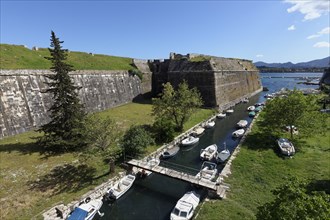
(217, 142), (230, 163)
(67, 198), (103, 220)
(181, 136), (199, 146)
(195, 161), (217, 181)
(170, 191), (200, 220)
(242, 98), (249, 103)
(216, 113), (226, 119)
(226, 109), (234, 114)
(247, 106), (255, 111)
(192, 126), (205, 136)
(142, 158), (160, 176)
(204, 120), (215, 129)
(161, 146), (180, 159)
(105, 174), (136, 200)
(236, 120), (248, 128)
(200, 144), (218, 161)
(277, 138), (295, 156)
(232, 129), (245, 138)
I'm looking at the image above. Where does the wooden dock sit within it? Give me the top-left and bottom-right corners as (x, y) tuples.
(127, 159), (227, 198)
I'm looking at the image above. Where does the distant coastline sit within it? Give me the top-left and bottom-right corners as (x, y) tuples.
(257, 67), (326, 73)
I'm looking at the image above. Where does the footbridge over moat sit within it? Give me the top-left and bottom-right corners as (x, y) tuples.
(126, 159), (228, 198)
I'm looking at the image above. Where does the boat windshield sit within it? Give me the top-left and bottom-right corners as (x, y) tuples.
(179, 211), (188, 217)
(172, 208), (180, 216)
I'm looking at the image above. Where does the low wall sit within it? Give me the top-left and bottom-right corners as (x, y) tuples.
(0, 69), (142, 138)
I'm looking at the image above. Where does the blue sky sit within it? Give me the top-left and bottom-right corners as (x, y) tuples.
(1, 0), (329, 63)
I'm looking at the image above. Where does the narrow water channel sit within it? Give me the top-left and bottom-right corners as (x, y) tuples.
(99, 72), (322, 220)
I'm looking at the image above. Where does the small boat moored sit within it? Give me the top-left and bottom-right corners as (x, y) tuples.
(236, 120), (248, 128)
(192, 126), (205, 136)
(195, 161), (218, 181)
(247, 106), (255, 111)
(242, 98), (249, 103)
(200, 144), (218, 161)
(249, 111), (256, 117)
(232, 129), (245, 138)
(216, 113), (226, 119)
(216, 142), (230, 163)
(181, 136), (199, 146)
(226, 109), (234, 114)
(161, 146), (180, 159)
(67, 198), (103, 220)
(277, 138), (295, 156)
(204, 120), (215, 129)
(105, 174), (136, 200)
(170, 191), (200, 220)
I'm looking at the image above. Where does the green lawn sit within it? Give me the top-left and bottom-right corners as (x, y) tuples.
(196, 115), (330, 220)
(0, 44), (134, 70)
(0, 102), (213, 219)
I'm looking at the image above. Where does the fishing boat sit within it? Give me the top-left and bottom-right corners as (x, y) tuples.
(67, 198), (103, 220)
(170, 191), (200, 220)
(232, 129), (245, 138)
(277, 138), (295, 156)
(226, 109), (234, 114)
(236, 120), (248, 128)
(217, 142), (230, 163)
(195, 161), (217, 181)
(249, 111), (256, 117)
(247, 106), (255, 111)
(192, 126), (205, 136)
(204, 120), (215, 129)
(161, 146), (180, 159)
(181, 136), (199, 146)
(200, 144), (218, 161)
(105, 174), (136, 200)
(216, 113), (226, 119)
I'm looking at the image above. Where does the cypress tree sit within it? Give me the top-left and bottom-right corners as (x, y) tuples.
(38, 31), (85, 151)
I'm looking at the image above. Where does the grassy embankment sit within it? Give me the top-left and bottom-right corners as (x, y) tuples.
(0, 102), (213, 219)
(196, 113), (330, 220)
(0, 44), (134, 70)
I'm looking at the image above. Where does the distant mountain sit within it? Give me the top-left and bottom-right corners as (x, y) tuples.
(254, 56), (330, 69)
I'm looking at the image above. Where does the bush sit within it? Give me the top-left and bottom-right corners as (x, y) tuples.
(152, 118), (176, 143)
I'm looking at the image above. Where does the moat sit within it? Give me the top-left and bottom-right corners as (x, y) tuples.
(98, 72), (322, 220)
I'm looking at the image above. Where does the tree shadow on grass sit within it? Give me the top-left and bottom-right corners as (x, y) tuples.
(0, 141), (46, 155)
(307, 179), (330, 194)
(243, 131), (277, 151)
(28, 164), (96, 195)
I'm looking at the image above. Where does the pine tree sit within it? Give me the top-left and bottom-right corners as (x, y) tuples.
(38, 31), (85, 151)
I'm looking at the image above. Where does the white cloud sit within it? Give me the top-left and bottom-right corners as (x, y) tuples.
(284, 0), (330, 21)
(256, 54), (264, 58)
(307, 34), (320, 39)
(318, 27), (330, 35)
(307, 26), (330, 39)
(313, 41), (330, 48)
(288, 25), (296, 31)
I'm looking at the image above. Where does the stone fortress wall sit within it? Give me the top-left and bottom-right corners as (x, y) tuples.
(151, 54), (262, 107)
(0, 53), (262, 139)
(0, 69), (142, 138)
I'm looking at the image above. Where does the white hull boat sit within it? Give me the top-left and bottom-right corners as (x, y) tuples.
(216, 113), (226, 118)
(204, 120), (215, 129)
(161, 146), (180, 159)
(247, 106), (255, 111)
(277, 138), (295, 156)
(170, 191), (200, 220)
(181, 136), (199, 146)
(232, 129), (245, 138)
(195, 161), (217, 181)
(200, 144), (218, 161)
(105, 174), (136, 200)
(242, 98), (249, 103)
(192, 126), (205, 136)
(236, 120), (248, 128)
(67, 198), (103, 220)
(217, 142), (230, 163)
(226, 109), (234, 114)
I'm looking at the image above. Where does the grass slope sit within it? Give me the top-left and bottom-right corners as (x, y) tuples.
(196, 115), (330, 220)
(0, 44), (134, 70)
(0, 102), (213, 219)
